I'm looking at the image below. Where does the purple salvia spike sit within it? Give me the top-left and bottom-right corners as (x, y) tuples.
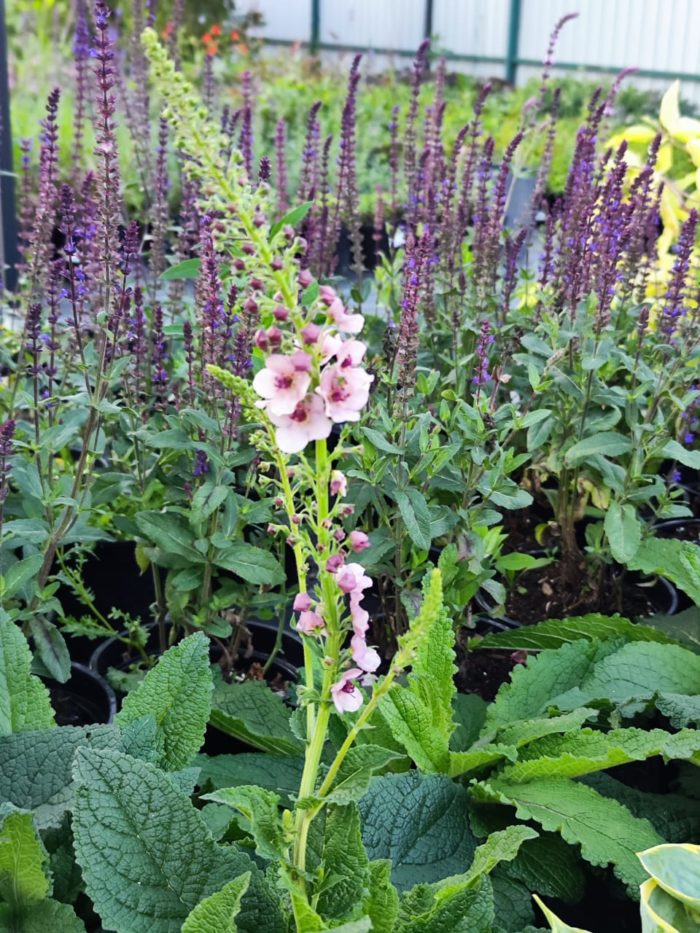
(275, 118), (289, 216)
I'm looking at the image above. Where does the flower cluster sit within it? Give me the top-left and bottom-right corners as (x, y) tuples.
(252, 281), (372, 454)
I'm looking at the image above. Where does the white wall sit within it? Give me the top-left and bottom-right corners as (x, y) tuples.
(239, 0), (700, 104)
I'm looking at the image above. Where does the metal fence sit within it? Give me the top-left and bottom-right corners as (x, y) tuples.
(241, 0), (700, 103)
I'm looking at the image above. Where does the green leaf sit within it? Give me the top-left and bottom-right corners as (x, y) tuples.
(161, 258), (201, 280)
(496, 726), (700, 783)
(398, 876), (494, 933)
(213, 543), (285, 585)
(382, 688), (450, 773)
(116, 633), (212, 771)
(195, 752), (304, 802)
(447, 745), (518, 778)
(474, 777), (662, 895)
(660, 439), (700, 469)
(191, 483), (229, 524)
(28, 617), (71, 684)
(655, 692), (700, 727)
(360, 428), (401, 455)
(645, 607), (700, 654)
(477, 614), (674, 651)
(181, 873), (251, 933)
(269, 200), (313, 239)
(604, 502), (641, 564)
(135, 511), (203, 563)
(564, 432), (632, 465)
(494, 709), (598, 750)
(499, 832), (585, 905)
(484, 640), (622, 729)
(358, 772), (476, 892)
(533, 895), (591, 932)
(395, 489), (433, 551)
(203, 785), (285, 861)
(639, 877), (697, 933)
(0, 807), (49, 907)
(0, 620), (55, 737)
(315, 804), (370, 922)
(451, 694), (487, 752)
(0, 726), (119, 829)
(0, 898), (86, 932)
(71, 748), (285, 933)
(364, 860), (399, 933)
(325, 745), (407, 805)
(210, 679), (304, 756)
(2, 555), (43, 600)
(638, 843), (700, 911)
(547, 641), (700, 712)
(629, 537), (700, 606)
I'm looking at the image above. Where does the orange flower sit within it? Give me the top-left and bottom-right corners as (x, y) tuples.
(230, 29), (240, 41)
(236, 42), (249, 54)
(202, 31), (211, 43)
(205, 41), (219, 56)
(210, 23), (221, 36)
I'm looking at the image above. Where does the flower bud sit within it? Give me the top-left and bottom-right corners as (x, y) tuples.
(326, 554), (345, 573)
(244, 296), (258, 314)
(267, 326), (282, 348)
(298, 268), (313, 288)
(301, 323), (321, 345)
(271, 257), (283, 271)
(242, 242), (255, 255)
(254, 329), (269, 351)
(349, 530), (370, 552)
(250, 277), (263, 291)
(234, 258), (246, 271)
(273, 304), (289, 322)
(293, 592), (312, 612)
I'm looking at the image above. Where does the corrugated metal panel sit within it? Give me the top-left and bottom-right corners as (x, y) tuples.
(320, 0), (425, 50)
(241, 0), (311, 43)
(432, 0), (509, 60)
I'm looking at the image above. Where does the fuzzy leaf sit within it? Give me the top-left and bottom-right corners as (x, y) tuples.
(0, 726), (119, 829)
(398, 876), (494, 933)
(359, 772), (476, 892)
(0, 620), (55, 737)
(381, 688), (450, 773)
(181, 872), (251, 933)
(203, 785), (285, 860)
(477, 614), (673, 651)
(195, 752), (304, 802)
(497, 726), (700, 783)
(325, 745), (407, 804)
(0, 807), (50, 908)
(364, 860), (399, 933)
(447, 745), (518, 778)
(116, 633), (212, 771)
(71, 748), (285, 933)
(135, 511), (203, 563)
(494, 709), (598, 749)
(161, 258), (201, 280)
(485, 640), (622, 729)
(629, 537), (700, 606)
(316, 804), (370, 922)
(210, 680), (303, 756)
(0, 898), (85, 932)
(474, 777), (662, 895)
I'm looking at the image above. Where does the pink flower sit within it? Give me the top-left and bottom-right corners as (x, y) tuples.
(319, 284), (337, 305)
(293, 592), (312, 612)
(328, 297), (364, 334)
(317, 364), (373, 423)
(290, 350), (312, 372)
(350, 592), (369, 637)
(298, 268), (313, 288)
(269, 395), (332, 454)
(297, 610), (325, 634)
(326, 553), (345, 573)
(331, 668), (364, 713)
(321, 333), (343, 362)
(330, 470), (347, 496)
(349, 530), (370, 552)
(351, 634), (380, 672)
(301, 323), (322, 345)
(253, 354), (311, 417)
(335, 562), (372, 594)
(336, 340), (367, 368)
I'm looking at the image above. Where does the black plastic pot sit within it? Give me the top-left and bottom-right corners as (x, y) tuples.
(89, 618), (302, 685)
(43, 662), (117, 726)
(475, 572), (679, 627)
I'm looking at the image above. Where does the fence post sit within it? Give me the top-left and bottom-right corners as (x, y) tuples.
(310, 0), (320, 53)
(0, 0), (18, 291)
(423, 0), (434, 39)
(505, 0), (522, 85)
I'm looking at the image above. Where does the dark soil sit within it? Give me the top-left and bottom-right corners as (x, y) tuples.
(505, 561), (669, 625)
(454, 629), (523, 700)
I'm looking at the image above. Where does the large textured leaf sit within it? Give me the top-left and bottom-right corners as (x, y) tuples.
(359, 772), (476, 892)
(203, 785), (285, 860)
(181, 873), (251, 933)
(210, 679), (303, 756)
(498, 832), (585, 904)
(485, 640), (622, 729)
(0, 807), (49, 907)
(474, 777), (662, 894)
(497, 727), (700, 783)
(604, 502), (642, 564)
(364, 860), (399, 933)
(195, 752), (304, 801)
(494, 709), (597, 750)
(0, 898), (85, 932)
(135, 511), (203, 563)
(0, 620), (55, 736)
(629, 537), (700, 606)
(116, 633), (212, 771)
(381, 689), (450, 773)
(549, 642), (700, 712)
(583, 773), (700, 843)
(477, 615), (674, 651)
(325, 745), (408, 805)
(398, 875), (494, 932)
(71, 748), (285, 933)
(213, 544), (285, 585)
(655, 693), (700, 728)
(315, 804), (370, 922)
(0, 726), (119, 829)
